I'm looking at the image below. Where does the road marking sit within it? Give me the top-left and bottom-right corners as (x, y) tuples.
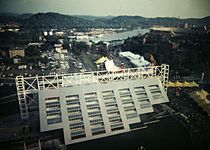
(156, 115), (170, 119)
(144, 119), (160, 125)
(130, 126), (148, 132)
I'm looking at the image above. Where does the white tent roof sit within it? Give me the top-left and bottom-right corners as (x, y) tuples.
(105, 59), (120, 72)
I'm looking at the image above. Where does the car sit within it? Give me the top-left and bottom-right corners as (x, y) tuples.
(80, 69), (85, 73)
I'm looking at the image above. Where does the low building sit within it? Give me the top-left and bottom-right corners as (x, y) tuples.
(119, 51), (150, 67)
(110, 40), (124, 47)
(55, 31), (64, 36)
(9, 48), (25, 58)
(13, 57), (21, 64)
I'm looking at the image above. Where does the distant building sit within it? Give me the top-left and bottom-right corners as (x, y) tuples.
(49, 31), (53, 36)
(110, 40), (124, 47)
(150, 26), (176, 32)
(55, 31), (64, 36)
(184, 23), (189, 29)
(9, 48), (25, 58)
(76, 35), (89, 40)
(28, 42), (43, 47)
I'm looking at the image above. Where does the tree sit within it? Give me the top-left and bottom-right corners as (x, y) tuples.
(26, 46), (41, 57)
(2, 56), (13, 65)
(40, 56), (49, 64)
(96, 41), (108, 56)
(72, 41), (88, 56)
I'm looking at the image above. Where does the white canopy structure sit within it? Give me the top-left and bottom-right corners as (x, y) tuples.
(105, 59), (120, 72)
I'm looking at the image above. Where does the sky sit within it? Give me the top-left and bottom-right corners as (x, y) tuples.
(0, 0), (210, 18)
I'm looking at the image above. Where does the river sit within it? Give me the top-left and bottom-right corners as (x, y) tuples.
(79, 28), (150, 42)
(93, 28), (149, 42)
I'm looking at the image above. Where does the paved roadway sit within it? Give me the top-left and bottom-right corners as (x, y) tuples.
(0, 78), (16, 86)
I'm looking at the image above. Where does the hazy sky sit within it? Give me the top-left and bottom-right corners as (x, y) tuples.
(0, 0), (210, 18)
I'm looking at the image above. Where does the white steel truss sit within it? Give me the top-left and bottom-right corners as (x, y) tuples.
(15, 64), (169, 120)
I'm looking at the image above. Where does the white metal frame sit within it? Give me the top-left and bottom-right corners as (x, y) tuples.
(16, 64), (169, 120)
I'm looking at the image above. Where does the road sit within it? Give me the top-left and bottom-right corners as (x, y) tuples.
(0, 78), (16, 86)
(0, 65), (5, 77)
(79, 56), (93, 72)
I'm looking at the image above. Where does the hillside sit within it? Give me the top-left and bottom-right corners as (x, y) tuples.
(0, 12), (209, 28)
(99, 16), (148, 27)
(23, 12), (106, 28)
(97, 16), (210, 27)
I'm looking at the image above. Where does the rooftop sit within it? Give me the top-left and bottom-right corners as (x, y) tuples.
(39, 77), (169, 145)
